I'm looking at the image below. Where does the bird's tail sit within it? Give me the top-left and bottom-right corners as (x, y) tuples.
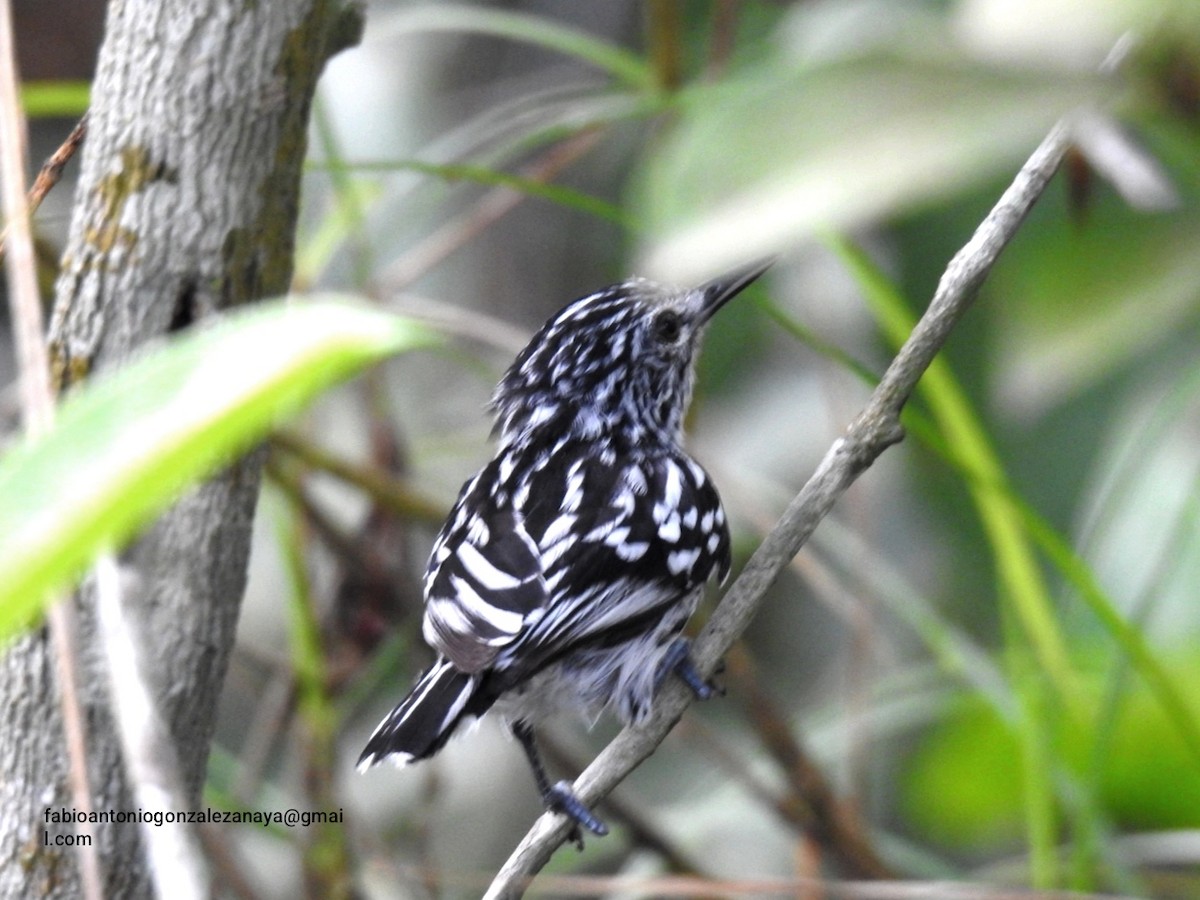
(357, 658), (481, 771)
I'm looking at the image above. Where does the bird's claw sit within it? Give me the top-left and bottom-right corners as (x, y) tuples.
(547, 780), (608, 847)
(658, 638), (722, 699)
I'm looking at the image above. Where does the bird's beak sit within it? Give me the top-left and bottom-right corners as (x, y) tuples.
(696, 257), (775, 323)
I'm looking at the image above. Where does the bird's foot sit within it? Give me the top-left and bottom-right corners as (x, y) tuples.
(658, 638), (722, 700)
(547, 780), (607, 849)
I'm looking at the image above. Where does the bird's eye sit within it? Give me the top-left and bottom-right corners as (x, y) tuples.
(652, 310), (682, 344)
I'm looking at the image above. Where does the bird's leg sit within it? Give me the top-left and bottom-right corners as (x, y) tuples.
(511, 720), (608, 847)
(657, 637), (721, 700)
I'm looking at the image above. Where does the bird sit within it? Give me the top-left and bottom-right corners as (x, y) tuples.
(357, 258), (772, 840)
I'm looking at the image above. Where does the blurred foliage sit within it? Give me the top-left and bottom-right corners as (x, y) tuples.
(905, 651), (1200, 845)
(636, 54), (1101, 279)
(0, 301), (435, 642)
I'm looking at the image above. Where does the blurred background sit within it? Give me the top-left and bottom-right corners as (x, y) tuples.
(5, 0), (1200, 897)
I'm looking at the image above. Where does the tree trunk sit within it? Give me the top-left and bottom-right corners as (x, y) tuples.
(0, 2), (361, 896)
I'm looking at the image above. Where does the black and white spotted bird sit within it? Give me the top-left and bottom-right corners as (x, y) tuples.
(358, 259), (772, 838)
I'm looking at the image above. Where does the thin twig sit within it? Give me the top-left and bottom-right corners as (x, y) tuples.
(271, 430), (446, 525)
(0, 15), (52, 429)
(266, 455), (384, 569)
(706, 0), (741, 79)
(0, 6), (104, 898)
(29, 114), (88, 210)
(385, 292), (530, 356)
(232, 664), (296, 808)
(484, 121), (1072, 899)
(0, 112), (87, 264)
(645, 0), (684, 92)
(724, 646), (893, 878)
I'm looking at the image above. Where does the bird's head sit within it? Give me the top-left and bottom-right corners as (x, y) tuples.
(490, 259), (772, 450)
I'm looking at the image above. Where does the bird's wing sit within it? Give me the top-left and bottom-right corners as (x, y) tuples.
(496, 449), (730, 676)
(422, 447), (730, 677)
(422, 463), (549, 673)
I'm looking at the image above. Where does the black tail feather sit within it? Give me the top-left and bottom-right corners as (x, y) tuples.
(357, 658), (480, 770)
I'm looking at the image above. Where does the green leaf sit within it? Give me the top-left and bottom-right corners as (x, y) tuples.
(0, 299), (437, 641)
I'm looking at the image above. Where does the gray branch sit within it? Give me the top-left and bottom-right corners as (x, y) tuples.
(484, 120), (1073, 899)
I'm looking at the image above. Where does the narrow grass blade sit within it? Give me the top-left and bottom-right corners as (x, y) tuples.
(370, 5), (655, 91)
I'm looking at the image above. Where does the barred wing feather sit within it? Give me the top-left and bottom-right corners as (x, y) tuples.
(420, 447), (730, 685)
(423, 509), (547, 673)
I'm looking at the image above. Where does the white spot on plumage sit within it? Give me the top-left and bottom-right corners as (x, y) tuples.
(501, 455), (519, 485)
(528, 404), (556, 428)
(700, 510), (714, 532)
(514, 478), (531, 509)
(658, 515), (681, 543)
(540, 536), (574, 568)
(707, 533), (720, 553)
(615, 541), (649, 561)
(602, 525), (630, 546)
(357, 749), (413, 772)
(663, 460), (683, 507)
(584, 520), (617, 542)
(682, 507), (697, 528)
(667, 548), (700, 575)
(577, 407), (603, 438)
